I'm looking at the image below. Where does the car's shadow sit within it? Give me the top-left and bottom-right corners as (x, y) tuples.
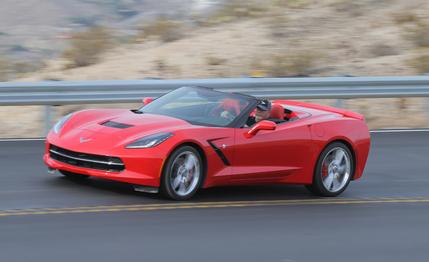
(51, 175), (324, 202)
(194, 185), (315, 201)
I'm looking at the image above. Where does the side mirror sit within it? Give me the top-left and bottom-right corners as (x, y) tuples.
(245, 120), (276, 138)
(142, 97), (154, 106)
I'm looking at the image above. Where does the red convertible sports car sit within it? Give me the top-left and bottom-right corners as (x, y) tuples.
(44, 86), (370, 200)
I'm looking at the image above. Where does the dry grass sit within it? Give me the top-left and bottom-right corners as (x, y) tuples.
(140, 18), (184, 43)
(369, 43), (398, 57)
(62, 26), (113, 68)
(0, 57), (10, 81)
(393, 12), (418, 25)
(272, 0), (312, 9)
(267, 15), (289, 39)
(407, 21), (429, 48)
(13, 61), (44, 75)
(264, 52), (320, 77)
(16, 0), (429, 82)
(330, 0), (365, 17)
(205, 1), (268, 25)
(206, 56), (227, 66)
(151, 58), (181, 78)
(0, 57), (43, 81)
(153, 58), (170, 75)
(409, 53), (429, 74)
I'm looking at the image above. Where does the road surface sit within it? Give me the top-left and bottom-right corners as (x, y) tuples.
(0, 131), (428, 262)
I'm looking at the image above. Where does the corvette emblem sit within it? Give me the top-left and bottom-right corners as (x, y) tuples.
(79, 137), (92, 143)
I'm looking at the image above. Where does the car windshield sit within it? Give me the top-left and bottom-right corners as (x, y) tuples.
(139, 86), (253, 127)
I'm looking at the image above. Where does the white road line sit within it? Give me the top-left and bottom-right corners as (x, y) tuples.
(370, 129), (429, 133)
(0, 138), (45, 142)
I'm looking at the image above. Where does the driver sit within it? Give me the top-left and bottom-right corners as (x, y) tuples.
(245, 99), (272, 127)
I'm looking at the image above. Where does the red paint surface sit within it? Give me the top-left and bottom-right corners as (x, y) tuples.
(44, 101), (370, 189)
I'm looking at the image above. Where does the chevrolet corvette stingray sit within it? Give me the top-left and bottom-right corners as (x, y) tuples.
(44, 86), (370, 200)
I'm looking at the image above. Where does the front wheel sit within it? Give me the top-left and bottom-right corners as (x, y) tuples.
(306, 142), (354, 197)
(160, 146), (204, 200)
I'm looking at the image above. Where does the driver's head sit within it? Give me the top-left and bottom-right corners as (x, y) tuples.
(255, 99), (271, 122)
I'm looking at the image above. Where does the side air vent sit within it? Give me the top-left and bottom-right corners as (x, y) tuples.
(101, 121), (133, 129)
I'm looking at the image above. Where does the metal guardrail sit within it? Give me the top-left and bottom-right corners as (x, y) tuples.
(1, 76), (429, 134)
(2, 76), (429, 105)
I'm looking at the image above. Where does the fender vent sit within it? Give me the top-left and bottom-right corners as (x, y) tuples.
(101, 121), (133, 129)
(207, 140), (230, 166)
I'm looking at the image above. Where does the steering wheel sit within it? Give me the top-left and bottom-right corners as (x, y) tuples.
(220, 109), (236, 121)
(209, 105), (236, 120)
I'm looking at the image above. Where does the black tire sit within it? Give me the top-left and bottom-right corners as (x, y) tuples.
(59, 170), (90, 180)
(160, 146), (204, 200)
(306, 142), (354, 197)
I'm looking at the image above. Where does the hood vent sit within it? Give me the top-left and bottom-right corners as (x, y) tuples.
(101, 121), (134, 129)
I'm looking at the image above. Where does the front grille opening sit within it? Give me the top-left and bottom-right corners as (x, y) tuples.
(49, 144), (124, 172)
(101, 121), (133, 129)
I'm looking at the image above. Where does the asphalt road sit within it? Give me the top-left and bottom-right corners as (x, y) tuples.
(0, 131), (429, 262)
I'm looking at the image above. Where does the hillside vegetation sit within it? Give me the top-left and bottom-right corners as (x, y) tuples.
(3, 0), (429, 137)
(14, 0), (429, 82)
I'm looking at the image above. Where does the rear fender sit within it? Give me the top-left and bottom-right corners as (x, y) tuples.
(309, 119), (370, 181)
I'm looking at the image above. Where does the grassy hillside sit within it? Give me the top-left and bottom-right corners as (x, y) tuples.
(14, 0), (429, 81)
(3, 0), (429, 137)
(0, 0), (213, 71)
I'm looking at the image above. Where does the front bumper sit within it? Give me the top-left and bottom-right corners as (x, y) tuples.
(43, 142), (164, 187)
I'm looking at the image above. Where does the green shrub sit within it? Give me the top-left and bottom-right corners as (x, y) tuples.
(62, 26), (113, 68)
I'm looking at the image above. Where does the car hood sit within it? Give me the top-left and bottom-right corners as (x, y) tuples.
(57, 110), (191, 149)
(81, 112), (189, 133)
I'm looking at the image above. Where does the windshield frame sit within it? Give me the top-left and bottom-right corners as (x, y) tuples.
(138, 86), (258, 128)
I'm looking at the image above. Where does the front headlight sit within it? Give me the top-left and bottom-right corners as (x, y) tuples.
(126, 132), (173, 149)
(52, 113), (73, 134)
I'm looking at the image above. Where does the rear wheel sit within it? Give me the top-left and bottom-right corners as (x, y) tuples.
(59, 170), (90, 180)
(306, 142), (354, 197)
(161, 146), (204, 200)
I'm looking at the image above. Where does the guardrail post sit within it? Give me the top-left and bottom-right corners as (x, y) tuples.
(44, 105), (52, 136)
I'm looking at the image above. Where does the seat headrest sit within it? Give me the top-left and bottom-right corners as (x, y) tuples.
(221, 99), (241, 115)
(269, 104), (284, 120)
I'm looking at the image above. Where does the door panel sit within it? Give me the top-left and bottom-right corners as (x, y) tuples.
(231, 122), (313, 183)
